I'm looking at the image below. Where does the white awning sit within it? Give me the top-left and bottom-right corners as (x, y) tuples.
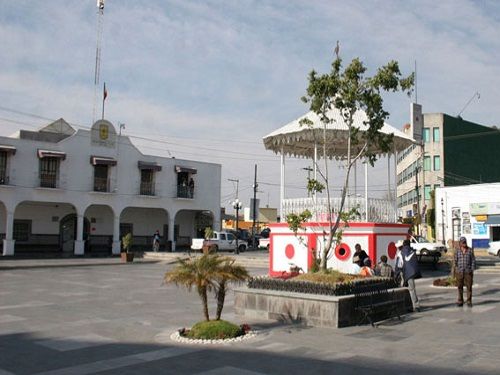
(90, 156), (117, 166)
(37, 149), (66, 160)
(0, 145), (16, 154)
(485, 215), (500, 225)
(175, 165), (197, 174)
(138, 161), (162, 171)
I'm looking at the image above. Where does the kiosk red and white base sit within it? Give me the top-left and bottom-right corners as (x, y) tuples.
(268, 222), (410, 277)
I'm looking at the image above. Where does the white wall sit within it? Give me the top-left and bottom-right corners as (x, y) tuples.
(15, 202), (75, 234)
(436, 183), (500, 247)
(121, 207), (168, 236)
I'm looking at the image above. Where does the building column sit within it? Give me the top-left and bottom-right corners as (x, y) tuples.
(3, 211), (15, 256)
(168, 216), (176, 252)
(280, 148), (285, 222)
(74, 214), (85, 255)
(393, 146), (398, 222)
(111, 216), (121, 255)
(364, 161), (370, 222)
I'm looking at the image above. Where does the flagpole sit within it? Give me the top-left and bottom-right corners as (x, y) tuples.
(102, 82), (106, 120)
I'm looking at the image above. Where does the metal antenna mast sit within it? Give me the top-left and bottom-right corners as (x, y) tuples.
(92, 0), (105, 124)
(457, 92), (480, 118)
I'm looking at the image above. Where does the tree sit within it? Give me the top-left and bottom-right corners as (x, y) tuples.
(164, 254), (221, 321)
(292, 54), (414, 271)
(213, 257), (249, 320)
(164, 254), (249, 321)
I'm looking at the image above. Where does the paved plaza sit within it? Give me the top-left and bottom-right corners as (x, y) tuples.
(1, 254), (500, 374)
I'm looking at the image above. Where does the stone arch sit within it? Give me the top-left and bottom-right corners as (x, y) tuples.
(13, 200), (77, 253)
(120, 207), (169, 251)
(83, 204), (115, 254)
(173, 209), (215, 249)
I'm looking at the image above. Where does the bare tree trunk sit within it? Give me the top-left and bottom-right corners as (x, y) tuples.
(198, 286), (210, 321)
(322, 120), (332, 270)
(215, 280), (227, 320)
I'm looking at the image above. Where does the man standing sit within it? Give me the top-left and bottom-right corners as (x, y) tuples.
(401, 239), (421, 312)
(454, 236), (476, 307)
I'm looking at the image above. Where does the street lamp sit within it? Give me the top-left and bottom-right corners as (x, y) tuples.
(232, 199), (242, 254)
(441, 197), (445, 245)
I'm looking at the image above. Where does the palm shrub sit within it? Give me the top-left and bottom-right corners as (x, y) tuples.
(213, 257), (250, 320)
(164, 254), (249, 321)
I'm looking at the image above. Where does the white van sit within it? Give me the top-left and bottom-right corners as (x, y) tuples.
(488, 242), (500, 257)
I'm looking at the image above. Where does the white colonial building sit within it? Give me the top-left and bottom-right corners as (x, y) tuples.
(0, 119), (221, 256)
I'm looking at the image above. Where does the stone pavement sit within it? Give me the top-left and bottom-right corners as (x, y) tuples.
(0, 255), (500, 374)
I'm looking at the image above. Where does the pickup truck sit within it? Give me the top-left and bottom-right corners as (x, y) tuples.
(258, 237), (270, 250)
(409, 235), (447, 260)
(190, 231), (247, 253)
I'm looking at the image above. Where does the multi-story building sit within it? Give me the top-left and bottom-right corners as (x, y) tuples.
(0, 119), (221, 255)
(397, 109), (500, 233)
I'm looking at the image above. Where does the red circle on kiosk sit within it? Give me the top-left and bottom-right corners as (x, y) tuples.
(387, 242), (397, 259)
(335, 243), (351, 261)
(285, 244), (295, 259)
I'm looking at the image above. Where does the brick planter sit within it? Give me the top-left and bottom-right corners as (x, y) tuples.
(234, 287), (411, 328)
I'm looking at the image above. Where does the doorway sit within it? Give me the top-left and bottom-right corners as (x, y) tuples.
(60, 214), (90, 253)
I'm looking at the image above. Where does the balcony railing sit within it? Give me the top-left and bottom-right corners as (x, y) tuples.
(94, 177), (110, 192)
(40, 173), (57, 188)
(282, 197), (397, 223)
(177, 185), (194, 199)
(140, 181), (155, 196)
(0, 170), (8, 185)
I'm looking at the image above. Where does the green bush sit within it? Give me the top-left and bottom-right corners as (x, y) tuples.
(186, 320), (243, 340)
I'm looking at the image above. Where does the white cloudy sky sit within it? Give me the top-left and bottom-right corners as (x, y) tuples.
(1, 0), (499, 213)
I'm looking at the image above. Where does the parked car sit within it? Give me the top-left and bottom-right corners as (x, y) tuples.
(191, 231), (247, 253)
(487, 241), (500, 257)
(259, 237), (270, 250)
(409, 235), (447, 259)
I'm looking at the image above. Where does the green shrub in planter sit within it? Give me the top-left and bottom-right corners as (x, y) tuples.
(186, 320), (244, 340)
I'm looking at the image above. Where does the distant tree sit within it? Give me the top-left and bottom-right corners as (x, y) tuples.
(288, 53), (414, 271)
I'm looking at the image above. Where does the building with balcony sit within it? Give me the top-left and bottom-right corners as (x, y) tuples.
(0, 119), (221, 255)
(396, 111), (500, 235)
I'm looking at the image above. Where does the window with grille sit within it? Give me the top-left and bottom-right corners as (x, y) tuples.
(94, 165), (109, 192)
(13, 220), (31, 241)
(140, 169), (155, 195)
(39, 157), (59, 188)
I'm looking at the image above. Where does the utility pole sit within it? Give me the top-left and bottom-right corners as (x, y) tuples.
(302, 166), (313, 197)
(415, 162), (421, 236)
(228, 178), (239, 200)
(252, 164), (258, 248)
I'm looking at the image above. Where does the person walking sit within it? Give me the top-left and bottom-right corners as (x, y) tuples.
(394, 240), (404, 286)
(401, 239), (421, 312)
(152, 230), (160, 252)
(454, 236), (476, 307)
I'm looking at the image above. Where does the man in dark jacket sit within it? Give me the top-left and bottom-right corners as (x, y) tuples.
(353, 243), (368, 267)
(454, 236), (476, 307)
(401, 239), (421, 312)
